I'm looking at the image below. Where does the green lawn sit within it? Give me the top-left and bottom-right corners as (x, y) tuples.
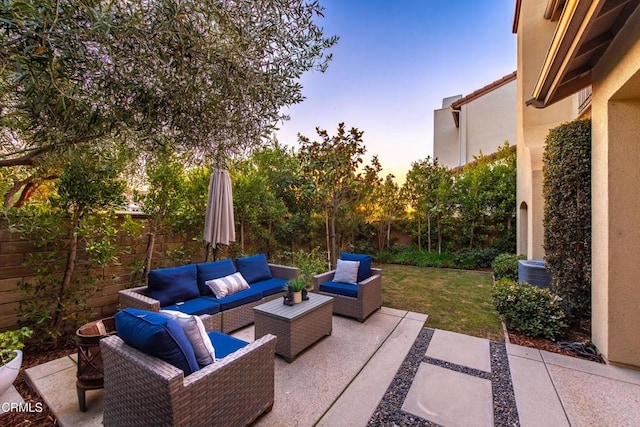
(381, 264), (504, 341)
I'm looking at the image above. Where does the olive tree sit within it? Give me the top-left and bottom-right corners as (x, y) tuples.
(0, 0), (338, 205)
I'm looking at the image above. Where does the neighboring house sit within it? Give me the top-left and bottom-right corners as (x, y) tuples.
(513, 0), (640, 368)
(433, 72), (517, 168)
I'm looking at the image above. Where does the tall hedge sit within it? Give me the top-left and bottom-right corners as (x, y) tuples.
(543, 119), (591, 325)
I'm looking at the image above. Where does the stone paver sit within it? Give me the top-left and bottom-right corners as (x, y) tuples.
(508, 353), (569, 427)
(402, 362), (493, 427)
(20, 313), (640, 427)
(317, 312), (427, 426)
(426, 329), (491, 372)
(25, 356), (103, 427)
(0, 386), (25, 414)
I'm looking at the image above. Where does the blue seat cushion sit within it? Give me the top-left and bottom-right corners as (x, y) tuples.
(196, 259), (237, 296)
(147, 264), (199, 307)
(320, 281), (358, 298)
(236, 253), (272, 284)
(207, 331), (249, 359)
(340, 252), (372, 283)
(204, 287), (262, 311)
(162, 297), (221, 316)
(249, 277), (287, 297)
(115, 308), (199, 376)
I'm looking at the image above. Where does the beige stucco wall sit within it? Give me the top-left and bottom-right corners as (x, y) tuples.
(433, 80), (516, 169)
(433, 107), (460, 167)
(462, 79), (517, 160)
(515, 0), (576, 259)
(590, 5), (640, 367)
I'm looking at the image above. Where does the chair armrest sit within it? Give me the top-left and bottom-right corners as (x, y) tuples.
(357, 268), (382, 300)
(183, 334), (277, 386)
(119, 286), (161, 311)
(199, 314), (219, 332)
(102, 333), (277, 426)
(359, 268), (382, 286)
(269, 263), (299, 280)
(102, 333), (277, 386)
(312, 270), (336, 292)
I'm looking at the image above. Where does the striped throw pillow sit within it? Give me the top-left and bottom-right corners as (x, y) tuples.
(205, 272), (250, 299)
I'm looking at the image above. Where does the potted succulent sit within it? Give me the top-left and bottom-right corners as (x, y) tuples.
(0, 327), (32, 396)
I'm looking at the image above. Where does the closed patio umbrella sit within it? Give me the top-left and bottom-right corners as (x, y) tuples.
(203, 169), (235, 260)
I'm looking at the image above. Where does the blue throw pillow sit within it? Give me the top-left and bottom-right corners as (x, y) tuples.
(236, 253), (272, 284)
(196, 259), (237, 295)
(340, 252), (372, 283)
(147, 264), (199, 306)
(115, 308), (200, 376)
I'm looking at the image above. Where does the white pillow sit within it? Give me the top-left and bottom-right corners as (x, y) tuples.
(205, 272), (250, 299)
(333, 259), (360, 284)
(160, 310), (215, 366)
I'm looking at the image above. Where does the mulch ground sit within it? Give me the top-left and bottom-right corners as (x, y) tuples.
(507, 320), (604, 363)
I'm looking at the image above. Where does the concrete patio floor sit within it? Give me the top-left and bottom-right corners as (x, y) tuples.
(11, 306), (640, 426)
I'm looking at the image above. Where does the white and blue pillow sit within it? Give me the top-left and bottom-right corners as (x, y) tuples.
(205, 272), (250, 299)
(160, 310), (216, 367)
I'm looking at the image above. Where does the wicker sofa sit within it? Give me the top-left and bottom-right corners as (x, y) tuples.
(312, 252), (382, 322)
(119, 254), (298, 333)
(101, 308), (277, 426)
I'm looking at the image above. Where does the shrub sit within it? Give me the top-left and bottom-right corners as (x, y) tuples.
(543, 119), (591, 324)
(453, 248), (499, 269)
(492, 279), (566, 340)
(375, 248), (455, 268)
(492, 253), (526, 281)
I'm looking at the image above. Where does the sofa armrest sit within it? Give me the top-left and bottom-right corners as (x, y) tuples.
(269, 263), (299, 281)
(312, 270), (336, 292)
(118, 286), (161, 312)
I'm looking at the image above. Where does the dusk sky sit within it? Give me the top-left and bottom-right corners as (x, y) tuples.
(276, 0), (517, 183)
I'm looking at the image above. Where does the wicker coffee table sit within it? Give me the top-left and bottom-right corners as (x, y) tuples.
(253, 293), (333, 362)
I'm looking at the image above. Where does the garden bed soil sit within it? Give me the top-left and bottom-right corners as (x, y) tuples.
(507, 320), (604, 364)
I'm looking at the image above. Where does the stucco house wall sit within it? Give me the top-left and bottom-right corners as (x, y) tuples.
(514, 0), (640, 368)
(590, 5), (640, 367)
(462, 79), (517, 160)
(433, 76), (516, 169)
(514, 0), (575, 259)
(433, 103), (460, 167)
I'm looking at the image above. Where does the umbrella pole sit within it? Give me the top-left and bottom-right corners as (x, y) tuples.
(205, 242), (211, 262)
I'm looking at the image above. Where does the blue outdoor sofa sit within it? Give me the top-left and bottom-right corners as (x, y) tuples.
(118, 254), (298, 333)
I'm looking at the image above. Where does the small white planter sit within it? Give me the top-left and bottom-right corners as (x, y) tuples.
(0, 350), (23, 397)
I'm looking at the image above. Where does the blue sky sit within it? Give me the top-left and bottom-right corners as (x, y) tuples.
(275, 0), (517, 183)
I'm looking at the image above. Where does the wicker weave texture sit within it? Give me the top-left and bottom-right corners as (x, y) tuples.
(118, 286), (160, 311)
(312, 268), (382, 322)
(254, 294), (333, 362)
(101, 333), (276, 426)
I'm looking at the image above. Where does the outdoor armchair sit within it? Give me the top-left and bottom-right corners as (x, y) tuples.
(101, 321), (277, 426)
(312, 252), (382, 322)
